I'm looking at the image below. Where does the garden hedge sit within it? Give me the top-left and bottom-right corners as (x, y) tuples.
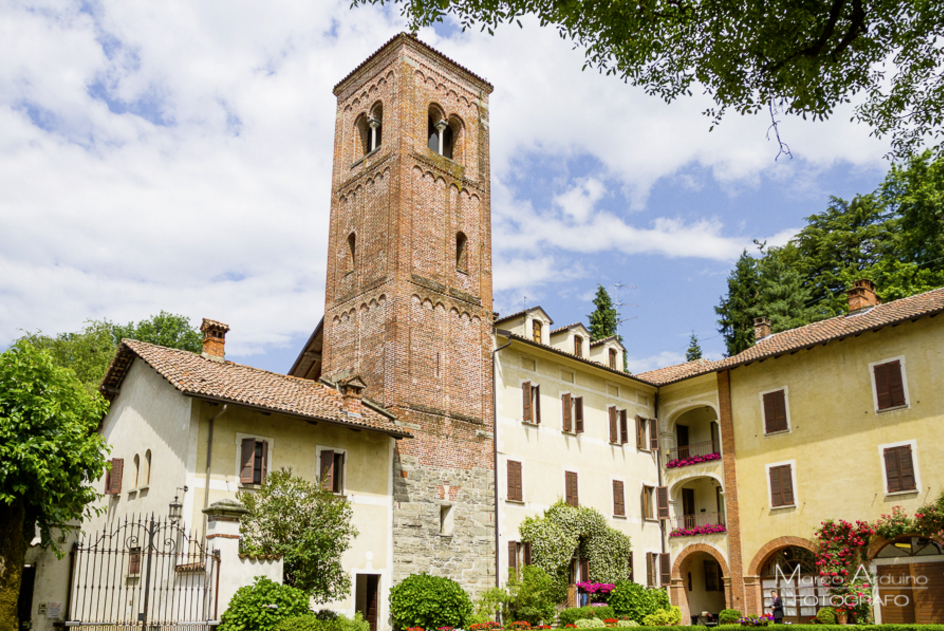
(622, 627), (944, 631)
(559, 606), (616, 625)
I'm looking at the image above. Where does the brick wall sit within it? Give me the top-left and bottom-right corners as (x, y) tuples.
(718, 369), (746, 610)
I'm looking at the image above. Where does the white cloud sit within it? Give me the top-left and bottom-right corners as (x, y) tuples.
(626, 350), (687, 375)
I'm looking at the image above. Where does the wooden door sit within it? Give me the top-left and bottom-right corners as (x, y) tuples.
(913, 561), (944, 623)
(879, 564), (916, 623)
(677, 425), (690, 458)
(365, 575), (380, 631)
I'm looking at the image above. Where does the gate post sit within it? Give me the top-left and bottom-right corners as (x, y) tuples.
(204, 500), (249, 618)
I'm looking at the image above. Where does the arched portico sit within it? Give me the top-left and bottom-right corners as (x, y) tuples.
(670, 543), (730, 624)
(744, 537), (819, 618)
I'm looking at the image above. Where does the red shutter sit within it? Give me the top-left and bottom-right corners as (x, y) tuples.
(566, 471), (578, 507)
(657, 486), (669, 519)
(106, 458), (123, 494)
(613, 480), (625, 516)
(508, 461), (523, 501)
(575, 397), (584, 433)
(636, 416), (645, 449)
(609, 407), (618, 443)
(534, 385), (541, 424)
(240, 438), (255, 484)
(649, 418), (659, 450)
(660, 553), (671, 586)
(763, 390), (788, 433)
(620, 409), (629, 444)
(523, 542), (532, 565)
(522, 382), (532, 422)
(260, 440), (269, 484)
(508, 541), (518, 574)
(562, 393), (573, 432)
(320, 449), (335, 491)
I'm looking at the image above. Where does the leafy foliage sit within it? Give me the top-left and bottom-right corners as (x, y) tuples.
(506, 565), (563, 626)
(685, 332), (702, 362)
(388, 573), (473, 630)
(471, 587), (511, 625)
(273, 613), (371, 631)
(718, 610), (742, 624)
(353, 0), (944, 158)
(575, 619), (606, 628)
(816, 608), (837, 625)
(607, 581), (669, 623)
(239, 469), (358, 603)
(559, 607), (616, 626)
(219, 576), (312, 631)
(519, 501), (632, 590)
(18, 311), (202, 395)
(588, 285), (619, 343)
(642, 606), (682, 626)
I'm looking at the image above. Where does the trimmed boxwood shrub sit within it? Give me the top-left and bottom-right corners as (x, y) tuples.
(559, 606), (616, 626)
(575, 619), (606, 628)
(273, 613), (370, 631)
(388, 573), (473, 630)
(816, 608), (837, 624)
(618, 626), (944, 631)
(220, 576), (312, 631)
(642, 606), (681, 626)
(608, 582), (670, 623)
(718, 609), (741, 625)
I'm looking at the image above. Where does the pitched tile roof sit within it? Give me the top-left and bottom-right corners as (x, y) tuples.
(637, 286), (944, 386)
(495, 305), (553, 325)
(100, 340), (411, 438)
(550, 322), (589, 335)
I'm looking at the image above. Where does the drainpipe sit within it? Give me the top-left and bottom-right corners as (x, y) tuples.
(203, 404), (228, 531)
(492, 329), (513, 587)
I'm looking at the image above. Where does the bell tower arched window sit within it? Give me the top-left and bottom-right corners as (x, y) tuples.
(368, 102), (383, 152)
(427, 106), (455, 160)
(347, 232), (356, 271)
(456, 232), (468, 273)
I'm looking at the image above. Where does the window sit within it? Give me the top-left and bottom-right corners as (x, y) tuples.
(240, 438), (269, 485)
(133, 454), (140, 489)
(508, 541), (532, 576)
(636, 416), (659, 451)
(609, 348), (618, 369)
(368, 104), (383, 152)
(657, 486), (669, 519)
(507, 460), (523, 501)
(565, 471), (578, 507)
(456, 232), (468, 273)
(620, 409), (629, 444)
(347, 232), (356, 271)
(762, 389), (789, 434)
(883, 444), (917, 493)
(609, 407), (619, 443)
(627, 552), (634, 581)
(320, 449), (345, 493)
(646, 553), (671, 587)
(561, 394), (585, 433)
(532, 320), (542, 342)
(574, 335), (583, 357)
(705, 560), (722, 592)
(768, 462), (796, 508)
(128, 547), (142, 577)
(440, 505), (454, 536)
(608, 407), (631, 445)
(144, 450), (151, 486)
(427, 112), (454, 159)
(574, 397), (584, 433)
(613, 480), (625, 517)
(104, 458), (123, 495)
(872, 359), (907, 410)
(642, 485), (655, 519)
(522, 381), (541, 424)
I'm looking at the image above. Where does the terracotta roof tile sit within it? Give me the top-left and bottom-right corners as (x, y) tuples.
(495, 305), (552, 325)
(101, 340), (411, 438)
(550, 322), (587, 335)
(501, 333), (653, 387)
(635, 359), (724, 386)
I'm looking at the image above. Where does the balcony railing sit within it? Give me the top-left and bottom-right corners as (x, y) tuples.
(665, 441), (721, 468)
(668, 512), (727, 537)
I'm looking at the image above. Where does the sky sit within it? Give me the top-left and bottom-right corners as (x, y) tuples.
(0, 0), (893, 375)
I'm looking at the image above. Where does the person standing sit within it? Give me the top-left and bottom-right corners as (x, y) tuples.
(770, 591), (784, 624)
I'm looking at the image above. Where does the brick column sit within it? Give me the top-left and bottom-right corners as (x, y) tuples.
(718, 369), (746, 610)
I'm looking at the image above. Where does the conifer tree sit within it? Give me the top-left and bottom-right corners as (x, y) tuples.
(588, 285), (619, 342)
(685, 332), (703, 362)
(715, 250), (760, 357)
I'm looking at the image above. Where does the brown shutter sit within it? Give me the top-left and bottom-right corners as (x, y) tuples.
(580, 558), (590, 582)
(107, 458), (123, 494)
(240, 438), (255, 484)
(566, 471), (578, 507)
(562, 393), (573, 432)
(260, 440), (269, 484)
(508, 460), (523, 501)
(575, 397), (584, 433)
(763, 390), (788, 433)
(884, 447), (901, 492)
(620, 409), (629, 444)
(781, 465), (795, 505)
(657, 486), (669, 519)
(770, 464), (793, 506)
(522, 381), (532, 422)
(609, 407), (618, 443)
(613, 480), (625, 516)
(646, 553), (655, 587)
(636, 416), (645, 449)
(523, 542), (532, 565)
(534, 385), (541, 423)
(898, 446), (916, 491)
(887, 360), (906, 407)
(320, 449), (335, 491)
(770, 465), (783, 505)
(649, 418), (659, 450)
(508, 541), (518, 573)
(874, 362), (891, 409)
(660, 553), (671, 586)
(129, 549), (141, 575)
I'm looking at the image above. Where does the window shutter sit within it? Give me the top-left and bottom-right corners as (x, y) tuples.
(649, 418), (659, 450)
(884, 447), (901, 492)
(260, 440), (269, 484)
(646, 553), (655, 587)
(566, 471), (578, 507)
(107, 458), (123, 494)
(763, 390), (788, 433)
(620, 409), (629, 444)
(523, 542), (532, 566)
(657, 486), (669, 519)
(781, 464), (795, 505)
(240, 438), (255, 484)
(522, 382), (532, 422)
(575, 397), (584, 433)
(609, 407), (618, 443)
(334, 452), (344, 492)
(636, 416), (645, 449)
(886, 360), (906, 407)
(562, 393), (573, 432)
(508, 541), (518, 573)
(898, 445), (916, 491)
(320, 449), (335, 491)
(770, 465), (793, 506)
(770, 465), (783, 505)
(660, 553), (671, 586)
(534, 385), (541, 423)
(508, 460), (523, 501)
(613, 480), (625, 516)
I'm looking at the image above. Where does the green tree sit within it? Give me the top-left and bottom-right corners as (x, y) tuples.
(882, 150), (944, 272)
(18, 311), (202, 395)
(506, 565), (563, 626)
(354, 0), (944, 159)
(715, 250), (760, 356)
(0, 342), (110, 631)
(587, 285), (619, 342)
(755, 246), (822, 333)
(685, 331), (702, 361)
(238, 469), (358, 603)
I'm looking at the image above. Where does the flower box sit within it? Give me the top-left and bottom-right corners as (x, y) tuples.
(669, 523), (727, 537)
(666, 452), (721, 468)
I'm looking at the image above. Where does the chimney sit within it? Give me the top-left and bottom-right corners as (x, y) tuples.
(200, 318), (230, 361)
(339, 375), (367, 415)
(754, 316), (771, 341)
(847, 279), (881, 313)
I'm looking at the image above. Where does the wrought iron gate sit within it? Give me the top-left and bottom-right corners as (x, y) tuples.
(66, 514), (219, 629)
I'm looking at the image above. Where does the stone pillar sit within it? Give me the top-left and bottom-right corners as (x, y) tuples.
(436, 120), (447, 155)
(204, 499), (249, 618)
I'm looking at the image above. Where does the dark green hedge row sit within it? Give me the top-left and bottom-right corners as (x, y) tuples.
(627, 626), (944, 631)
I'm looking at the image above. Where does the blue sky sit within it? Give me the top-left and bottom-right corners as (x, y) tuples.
(0, 0), (891, 374)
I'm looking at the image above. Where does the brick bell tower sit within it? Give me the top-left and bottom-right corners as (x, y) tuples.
(323, 34), (495, 594)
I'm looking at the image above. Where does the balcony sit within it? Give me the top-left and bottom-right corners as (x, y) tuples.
(669, 511), (727, 537)
(665, 440), (721, 468)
